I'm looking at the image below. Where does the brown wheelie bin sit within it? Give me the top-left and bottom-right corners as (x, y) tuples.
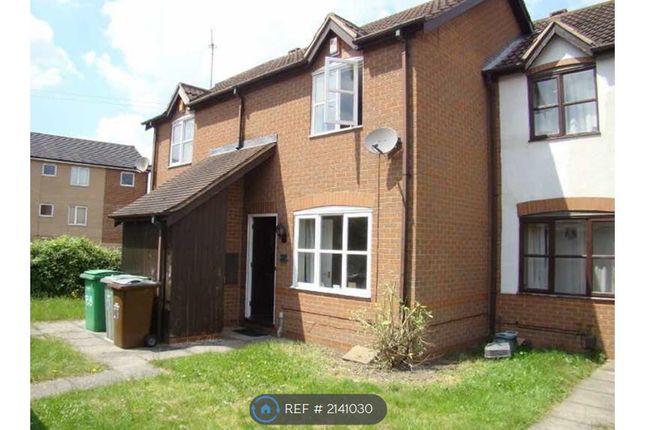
(107, 277), (159, 349)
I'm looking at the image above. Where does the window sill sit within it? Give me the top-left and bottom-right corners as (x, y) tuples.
(70, 184), (89, 187)
(290, 284), (370, 299)
(168, 161), (192, 169)
(120, 184), (135, 188)
(529, 131), (601, 143)
(516, 291), (614, 302)
(309, 125), (362, 140)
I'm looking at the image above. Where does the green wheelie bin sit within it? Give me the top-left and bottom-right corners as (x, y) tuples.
(80, 269), (121, 332)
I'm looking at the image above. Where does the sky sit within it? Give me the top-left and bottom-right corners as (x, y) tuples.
(30, 0), (606, 159)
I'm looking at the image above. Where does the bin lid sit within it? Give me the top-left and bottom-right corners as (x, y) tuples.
(80, 269), (122, 280)
(102, 274), (156, 287)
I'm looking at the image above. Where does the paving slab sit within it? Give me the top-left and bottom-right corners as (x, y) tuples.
(31, 320), (270, 400)
(530, 361), (614, 430)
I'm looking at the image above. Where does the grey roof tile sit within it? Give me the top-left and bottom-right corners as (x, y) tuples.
(489, 1), (614, 71)
(30, 132), (144, 169)
(112, 143), (275, 218)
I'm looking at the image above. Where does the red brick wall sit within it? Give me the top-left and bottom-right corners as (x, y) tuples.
(409, 0), (522, 353)
(497, 294), (615, 357)
(224, 179), (244, 326)
(150, 0), (523, 353)
(102, 169), (148, 245)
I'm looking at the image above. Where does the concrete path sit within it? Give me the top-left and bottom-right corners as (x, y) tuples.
(31, 320), (270, 400)
(531, 360), (614, 429)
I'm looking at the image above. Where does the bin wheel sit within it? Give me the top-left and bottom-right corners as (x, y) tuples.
(145, 334), (157, 347)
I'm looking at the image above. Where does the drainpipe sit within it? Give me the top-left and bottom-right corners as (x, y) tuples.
(152, 216), (166, 343)
(234, 87), (245, 149)
(396, 29), (411, 308)
(484, 72), (499, 338)
(150, 127), (157, 191)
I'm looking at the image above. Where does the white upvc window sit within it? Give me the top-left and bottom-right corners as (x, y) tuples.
(170, 115), (194, 166)
(311, 56), (362, 136)
(120, 171), (135, 187)
(68, 205), (87, 226)
(42, 163), (57, 176)
(39, 204), (54, 217)
(293, 206), (371, 298)
(70, 166), (90, 187)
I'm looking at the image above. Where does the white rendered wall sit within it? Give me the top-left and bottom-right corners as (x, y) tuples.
(498, 40), (614, 295)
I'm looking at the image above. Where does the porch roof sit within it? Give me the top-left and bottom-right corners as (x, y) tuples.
(111, 140), (275, 221)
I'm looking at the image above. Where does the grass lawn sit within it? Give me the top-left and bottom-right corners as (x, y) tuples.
(30, 341), (600, 429)
(31, 297), (84, 322)
(31, 337), (105, 383)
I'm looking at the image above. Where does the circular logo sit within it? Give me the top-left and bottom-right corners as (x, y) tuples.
(250, 395), (281, 424)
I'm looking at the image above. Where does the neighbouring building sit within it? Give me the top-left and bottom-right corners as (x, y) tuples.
(485, 1), (614, 356)
(112, 0), (615, 358)
(31, 132), (149, 247)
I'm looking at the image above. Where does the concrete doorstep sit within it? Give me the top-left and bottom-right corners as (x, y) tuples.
(31, 320), (267, 401)
(530, 361), (615, 430)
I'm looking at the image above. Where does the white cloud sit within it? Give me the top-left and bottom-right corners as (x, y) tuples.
(31, 14), (79, 89)
(89, 0), (423, 161)
(95, 113), (153, 159)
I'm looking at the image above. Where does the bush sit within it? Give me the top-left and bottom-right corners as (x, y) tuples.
(353, 283), (433, 370)
(31, 236), (120, 298)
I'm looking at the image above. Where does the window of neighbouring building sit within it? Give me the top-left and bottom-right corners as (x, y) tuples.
(70, 166), (90, 186)
(170, 115), (194, 166)
(68, 205), (88, 226)
(120, 171), (135, 187)
(42, 163), (57, 176)
(520, 213), (614, 297)
(530, 66), (599, 140)
(293, 206), (371, 297)
(39, 204), (54, 217)
(311, 57), (363, 136)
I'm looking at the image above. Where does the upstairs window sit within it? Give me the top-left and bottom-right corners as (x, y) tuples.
(42, 163), (57, 176)
(293, 207), (371, 297)
(170, 115), (194, 166)
(530, 66), (599, 140)
(520, 213), (614, 297)
(70, 166), (90, 186)
(311, 57), (362, 136)
(120, 171), (135, 187)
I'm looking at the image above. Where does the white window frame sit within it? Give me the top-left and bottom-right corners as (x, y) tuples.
(41, 163), (57, 177)
(169, 114), (195, 167)
(70, 166), (90, 187)
(292, 206), (371, 298)
(68, 205), (87, 226)
(310, 57), (362, 136)
(120, 171), (135, 187)
(38, 203), (54, 218)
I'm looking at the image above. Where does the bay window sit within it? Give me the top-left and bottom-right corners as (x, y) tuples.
(520, 213), (614, 297)
(170, 115), (194, 166)
(530, 66), (599, 140)
(293, 207), (371, 297)
(311, 57), (362, 135)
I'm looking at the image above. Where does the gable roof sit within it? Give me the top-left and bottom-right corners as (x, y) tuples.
(145, 0), (532, 127)
(30, 132), (144, 170)
(485, 1), (614, 73)
(111, 142), (275, 221)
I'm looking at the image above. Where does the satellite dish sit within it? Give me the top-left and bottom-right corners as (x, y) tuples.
(364, 128), (399, 155)
(135, 157), (150, 172)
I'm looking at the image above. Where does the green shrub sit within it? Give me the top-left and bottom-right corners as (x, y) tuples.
(31, 236), (120, 298)
(353, 283), (433, 370)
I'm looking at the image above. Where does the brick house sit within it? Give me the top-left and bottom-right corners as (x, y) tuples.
(31, 132), (148, 247)
(484, 1), (615, 357)
(113, 0), (614, 358)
